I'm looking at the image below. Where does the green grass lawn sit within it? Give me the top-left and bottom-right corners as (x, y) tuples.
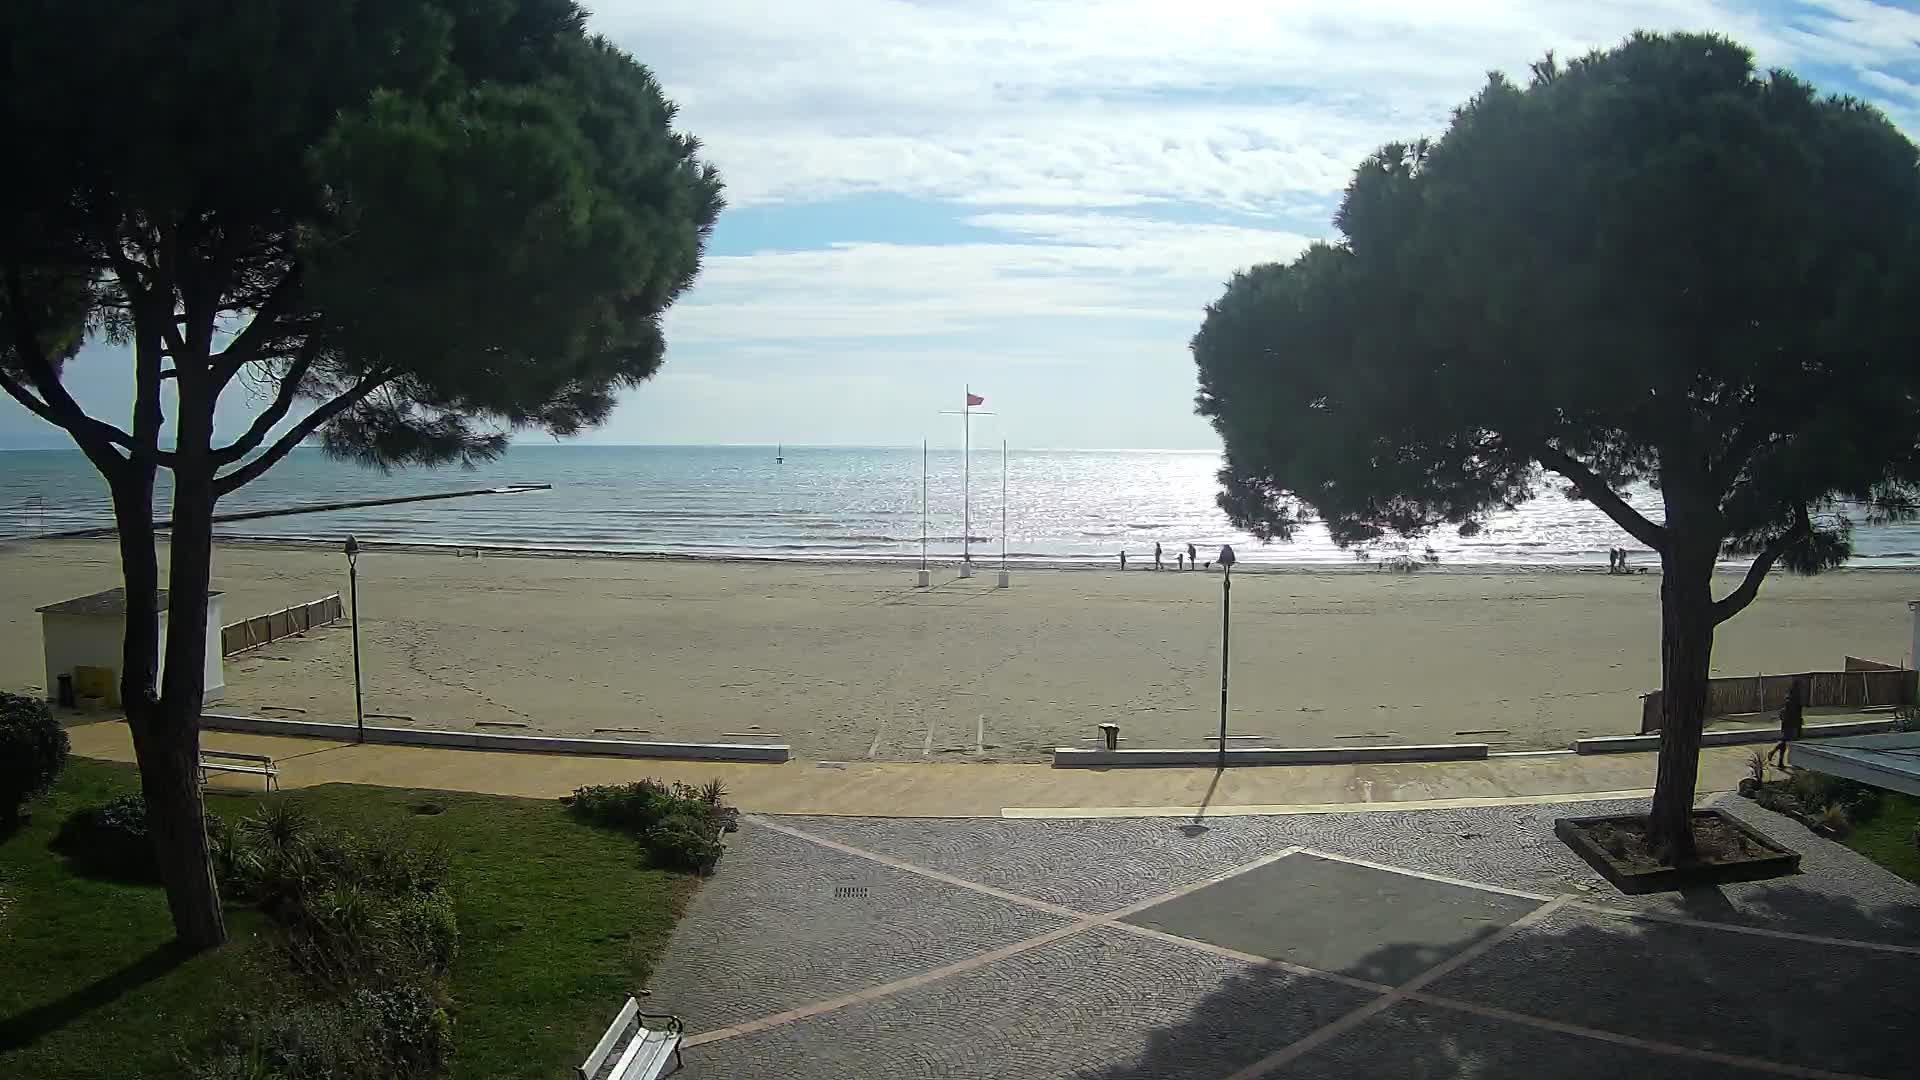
(0, 759), (698, 1079)
(1842, 790), (1920, 885)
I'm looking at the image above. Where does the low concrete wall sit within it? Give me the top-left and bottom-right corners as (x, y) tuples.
(1051, 743), (1488, 768)
(200, 712), (790, 763)
(1574, 718), (1896, 755)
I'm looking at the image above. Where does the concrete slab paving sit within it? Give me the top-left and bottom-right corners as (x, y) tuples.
(776, 814), (1316, 912)
(1427, 905), (1920, 1078)
(1272, 1000), (1783, 1080)
(634, 795), (1919, 1078)
(678, 925), (1376, 1080)
(1122, 855), (1541, 984)
(645, 822), (1071, 1029)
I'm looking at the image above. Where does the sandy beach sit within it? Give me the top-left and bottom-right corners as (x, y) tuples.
(2, 538), (1915, 761)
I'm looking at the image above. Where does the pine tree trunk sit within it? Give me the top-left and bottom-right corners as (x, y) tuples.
(110, 458), (227, 948)
(154, 392), (227, 949)
(1647, 543), (1717, 862)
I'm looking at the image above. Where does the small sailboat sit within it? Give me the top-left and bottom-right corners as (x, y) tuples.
(775, 443), (783, 464)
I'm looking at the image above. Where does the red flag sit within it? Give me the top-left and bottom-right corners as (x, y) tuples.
(966, 392), (985, 406)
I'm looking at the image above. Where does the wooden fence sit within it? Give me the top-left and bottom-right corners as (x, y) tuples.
(221, 594), (344, 657)
(1640, 665), (1917, 733)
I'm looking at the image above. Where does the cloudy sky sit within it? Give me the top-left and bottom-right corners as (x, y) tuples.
(6, 0), (1918, 451)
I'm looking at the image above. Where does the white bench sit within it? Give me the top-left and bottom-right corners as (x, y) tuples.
(199, 749), (279, 792)
(580, 997), (683, 1080)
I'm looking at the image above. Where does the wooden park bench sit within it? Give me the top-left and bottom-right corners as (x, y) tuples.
(579, 997), (684, 1080)
(198, 749), (279, 792)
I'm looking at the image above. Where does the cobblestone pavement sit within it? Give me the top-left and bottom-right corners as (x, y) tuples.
(646, 794), (1920, 1079)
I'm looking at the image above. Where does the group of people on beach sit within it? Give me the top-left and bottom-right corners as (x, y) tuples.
(1119, 541), (1202, 571)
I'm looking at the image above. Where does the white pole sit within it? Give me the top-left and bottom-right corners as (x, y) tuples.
(997, 439), (1010, 588)
(960, 385), (973, 578)
(917, 441), (931, 588)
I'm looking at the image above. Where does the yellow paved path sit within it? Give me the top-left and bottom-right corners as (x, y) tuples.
(66, 720), (1753, 817)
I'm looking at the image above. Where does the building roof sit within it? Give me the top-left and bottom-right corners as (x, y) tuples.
(1794, 732), (1920, 797)
(35, 587), (222, 617)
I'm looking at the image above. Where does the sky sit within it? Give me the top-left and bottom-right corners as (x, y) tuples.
(5, 0), (1919, 452)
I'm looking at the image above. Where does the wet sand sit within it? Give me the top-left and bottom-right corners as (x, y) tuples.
(3, 539), (1914, 761)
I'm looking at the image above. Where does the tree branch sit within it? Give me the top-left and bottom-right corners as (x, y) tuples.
(210, 345), (317, 465)
(212, 371), (392, 496)
(1712, 504), (1809, 625)
(2, 268), (133, 469)
(209, 266), (303, 388)
(0, 368), (58, 425)
(1532, 443), (1669, 553)
(1709, 422), (1769, 492)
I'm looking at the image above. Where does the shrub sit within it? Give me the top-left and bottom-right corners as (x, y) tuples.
(1823, 776), (1884, 822)
(214, 806), (457, 989)
(185, 983), (451, 1080)
(350, 983), (453, 1078)
(1814, 803), (1852, 839)
(568, 780), (681, 831)
(53, 794), (224, 882)
(1753, 787), (1804, 821)
(1789, 767), (1831, 808)
(644, 811), (726, 874)
(0, 691), (68, 826)
(567, 778), (737, 872)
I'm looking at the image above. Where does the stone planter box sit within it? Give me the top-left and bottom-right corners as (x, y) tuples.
(1555, 809), (1800, 895)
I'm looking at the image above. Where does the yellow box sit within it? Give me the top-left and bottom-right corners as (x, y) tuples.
(72, 665), (119, 708)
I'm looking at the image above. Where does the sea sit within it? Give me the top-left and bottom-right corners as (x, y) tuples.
(5, 444), (1920, 569)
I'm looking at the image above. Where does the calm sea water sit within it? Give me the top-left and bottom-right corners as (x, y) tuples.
(4, 444), (1919, 567)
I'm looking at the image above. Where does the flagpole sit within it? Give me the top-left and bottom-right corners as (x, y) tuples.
(996, 438), (1010, 588)
(939, 390), (991, 580)
(963, 384), (971, 574)
(917, 440), (930, 588)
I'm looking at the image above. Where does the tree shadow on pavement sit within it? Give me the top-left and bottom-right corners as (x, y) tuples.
(1085, 883), (1918, 1080)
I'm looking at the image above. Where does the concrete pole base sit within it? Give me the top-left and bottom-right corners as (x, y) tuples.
(959, 564), (974, 579)
(996, 570), (1010, 588)
(916, 569), (931, 588)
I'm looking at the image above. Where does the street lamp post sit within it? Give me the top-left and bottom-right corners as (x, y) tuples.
(344, 535), (365, 743)
(1216, 544), (1236, 770)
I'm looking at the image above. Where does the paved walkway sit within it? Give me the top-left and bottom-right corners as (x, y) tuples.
(648, 795), (1919, 1079)
(65, 720), (1753, 816)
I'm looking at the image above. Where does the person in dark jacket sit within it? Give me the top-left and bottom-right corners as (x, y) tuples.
(1768, 677), (1807, 769)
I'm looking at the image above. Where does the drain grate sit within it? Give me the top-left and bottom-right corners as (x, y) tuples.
(833, 886), (870, 899)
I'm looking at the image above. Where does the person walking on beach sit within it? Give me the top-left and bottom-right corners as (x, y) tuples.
(1768, 677), (1807, 769)
(1187, 542), (1197, 569)
(1119, 551), (1127, 571)
(1154, 542), (1163, 570)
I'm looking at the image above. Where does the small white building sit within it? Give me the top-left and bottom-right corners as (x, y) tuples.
(37, 587), (224, 706)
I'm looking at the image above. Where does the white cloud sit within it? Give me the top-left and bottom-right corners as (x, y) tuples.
(594, 0), (1912, 210)
(667, 214), (1315, 341)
